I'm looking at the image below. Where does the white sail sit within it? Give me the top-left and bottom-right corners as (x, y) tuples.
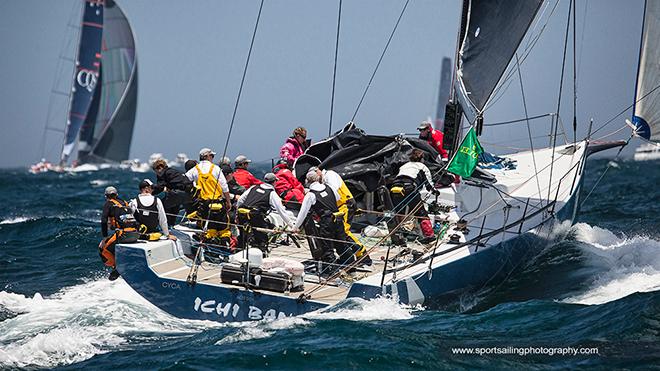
(632, 0), (660, 143)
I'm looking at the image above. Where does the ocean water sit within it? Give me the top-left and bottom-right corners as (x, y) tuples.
(0, 159), (659, 369)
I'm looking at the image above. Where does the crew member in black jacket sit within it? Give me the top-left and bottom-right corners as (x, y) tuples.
(151, 159), (194, 225)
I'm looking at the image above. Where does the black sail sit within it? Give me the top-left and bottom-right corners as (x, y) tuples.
(79, 0), (137, 164)
(456, 0), (543, 124)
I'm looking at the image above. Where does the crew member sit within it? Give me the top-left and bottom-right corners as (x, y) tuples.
(417, 120), (448, 159)
(130, 179), (177, 241)
(389, 149), (437, 245)
(151, 159), (194, 225)
(221, 164), (245, 201)
(280, 126), (310, 167)
(236, 173), (294, 252)
(293, 171), (355, 274)
(309, 166), (372, 265)
(233, 155), (262, 188)
(272, 159), (305, 209)
(100, 186), (139, 281)
(185, 148), (232, 240)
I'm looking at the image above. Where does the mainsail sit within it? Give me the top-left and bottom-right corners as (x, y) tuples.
(60, 0), (104, 164)
(455, 0), (543, 126)
(78, 0), (138, 164)
(631, 0), (660, 143)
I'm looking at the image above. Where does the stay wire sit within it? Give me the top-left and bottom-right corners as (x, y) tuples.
(219, 0), (265, 173)
(350, 0), (410, 122)
(329, 0), (342, 136)
(515, 53), (544, 204)
(579, 134), (632, 209)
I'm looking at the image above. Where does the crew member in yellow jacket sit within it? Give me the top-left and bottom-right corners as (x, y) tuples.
(185, 148), (233, 240)
(308, 166), (372, 266)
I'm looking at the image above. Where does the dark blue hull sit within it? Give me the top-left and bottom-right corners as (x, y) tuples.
(115, 246), (328, 322)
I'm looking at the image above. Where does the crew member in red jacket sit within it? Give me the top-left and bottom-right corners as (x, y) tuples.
(417, 121), (448, 159)
(272, 160), (305, 209)
(233, 155), (263, 188)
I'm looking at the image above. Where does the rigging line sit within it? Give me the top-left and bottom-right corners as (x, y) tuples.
(350, 0), (410, 122)
(572, 0), (577, 144)
(483, 113), (554, 127)
(209, 0), (264, 206)
(219, 0), (264, 164)
(515, 53), (544, 204)
(328, 0), (342, 136)
(593, 124), (629, 141)
(579, 134), (632, 208)
(576, 0), (589, 85)
(591, 82), (660, 136)
(547, 0), (573, 204)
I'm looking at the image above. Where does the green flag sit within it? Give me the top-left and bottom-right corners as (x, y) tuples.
(446, 127), (484, 178)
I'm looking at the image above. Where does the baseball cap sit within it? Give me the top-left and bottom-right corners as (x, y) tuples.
(234, 155), (251, 164)
(417, 121), (432, 130)
(199, 148), (216, 157)
(264, 172), (278, 183)
(139, 179), (154, 190)
(104, 186), (118, 196)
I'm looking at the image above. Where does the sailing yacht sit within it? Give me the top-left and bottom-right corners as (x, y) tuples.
(113, 0), (632, 322)
(33, 0), (138, 173)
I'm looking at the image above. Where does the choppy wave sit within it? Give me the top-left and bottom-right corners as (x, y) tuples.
(0, 279), (214, 368)
(563, 223), (660, 305)
(0, 217), (33, 225)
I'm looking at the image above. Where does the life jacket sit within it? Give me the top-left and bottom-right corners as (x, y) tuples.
(241, 185), (273, 213)
(108, 198), (138, 230)
(134, 195), (159, 233)
(196, 164), (221, 200)
(309, 185), (339, 218)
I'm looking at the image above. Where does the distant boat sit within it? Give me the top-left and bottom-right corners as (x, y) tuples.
(34, 0), (138, 172)
(628, 0), (660, 161)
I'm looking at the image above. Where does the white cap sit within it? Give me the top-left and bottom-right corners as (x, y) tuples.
(199, 148), (216, 158)
(104, 186), (118, 196)
(234, 155), (251, 164)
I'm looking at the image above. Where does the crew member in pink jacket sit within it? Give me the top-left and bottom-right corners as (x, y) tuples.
(279, 127), (309, 167)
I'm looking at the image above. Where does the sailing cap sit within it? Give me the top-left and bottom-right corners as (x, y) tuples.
(234, 155), (251, 164)
(264, 172), (278, 183)
(139, 179), (154, 190)
(199, 148), (216, 158)
(104, 186), (118, 196)
(417, 121), (432, 130)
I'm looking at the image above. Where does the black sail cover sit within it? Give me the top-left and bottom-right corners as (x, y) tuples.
(293, 123), (444, 219)
(456, 0), (543, 123)
(78, 0), (137, 164)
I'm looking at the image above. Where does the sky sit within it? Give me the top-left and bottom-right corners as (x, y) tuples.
(0, 0), (646, 168)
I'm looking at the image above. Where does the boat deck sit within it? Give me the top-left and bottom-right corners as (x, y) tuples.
(143, 230), (400, 305)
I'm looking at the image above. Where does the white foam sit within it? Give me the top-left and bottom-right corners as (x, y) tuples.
(89, 179), (110, 187)
(214, 316), (309, 345)
(304, 297), (416, 321)
(0, 279), (217, 368)
(0, 217), (32, 225)
(563, 223), (660, 305)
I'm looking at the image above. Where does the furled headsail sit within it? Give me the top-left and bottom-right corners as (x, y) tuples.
(60, 0), (104, 164)
(631, 0), (660, 143)
(78, 0), (138, 164)
(454, 0), (543, 126)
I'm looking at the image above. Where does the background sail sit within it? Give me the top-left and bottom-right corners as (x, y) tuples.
(61, 1), (104, 163)
(78, 0), (137, 164)
(455, 0), (542, 124)
(632, 0), (660, 143)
